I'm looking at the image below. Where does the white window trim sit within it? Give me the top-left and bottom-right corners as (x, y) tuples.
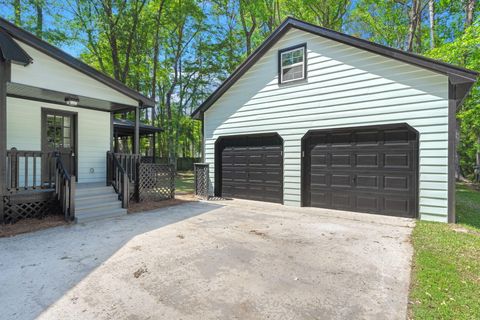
(280, 47), (305, 84)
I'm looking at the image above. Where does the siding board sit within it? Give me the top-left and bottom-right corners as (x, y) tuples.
(7, 97), (110, 183)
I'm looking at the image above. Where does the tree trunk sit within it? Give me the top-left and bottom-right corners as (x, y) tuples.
(455, 117), (468, 181)
(102, 0), (122, 81)
(151, 1), (165, 109)
(35, 0), (43, 38)
(239, 0), (257, 56)
(476, 135), (480, 166)
(466, 0), (476, 27)
(406, 0), (421, 52)
(13, 0), (21, 25)
(454, 0), (477, 181)
(428, 0), (434, 49)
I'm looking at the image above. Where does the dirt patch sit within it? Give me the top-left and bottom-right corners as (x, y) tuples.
(128, 194), (198, 214)
(451, 225), (480, 237)
(249, 229), (267, 237)
(0, 215), (66, 238)
(133, 266), (148, 278)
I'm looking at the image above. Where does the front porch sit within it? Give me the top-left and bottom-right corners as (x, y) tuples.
(0, 21), (169, 224)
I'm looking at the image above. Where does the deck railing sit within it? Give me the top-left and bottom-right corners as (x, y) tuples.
(55, 154), (75, 221)
(6, 148), (56, 192)
(106, 152), (140, 208)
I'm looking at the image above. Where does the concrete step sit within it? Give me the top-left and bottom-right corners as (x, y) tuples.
(75, 208), (128, 224)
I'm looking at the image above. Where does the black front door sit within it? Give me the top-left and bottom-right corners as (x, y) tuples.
(42, 109), (76, 181)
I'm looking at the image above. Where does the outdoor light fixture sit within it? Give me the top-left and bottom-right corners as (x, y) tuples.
(65, 96), (79, 106)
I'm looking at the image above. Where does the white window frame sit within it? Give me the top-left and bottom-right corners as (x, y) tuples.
(280, 46), (306, 84)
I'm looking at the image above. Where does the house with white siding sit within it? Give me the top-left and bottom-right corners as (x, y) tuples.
(0, 18), (162, 224)
(192, 17), (478, 223)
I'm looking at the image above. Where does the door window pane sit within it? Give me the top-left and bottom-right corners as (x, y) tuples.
(64, 116), (70, 127)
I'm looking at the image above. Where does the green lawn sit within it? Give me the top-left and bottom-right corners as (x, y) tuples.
(409, 184), (480, 319)
(175, 171), (194, 194)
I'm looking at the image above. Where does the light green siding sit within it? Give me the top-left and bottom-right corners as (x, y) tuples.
(204, 28), (450, 222)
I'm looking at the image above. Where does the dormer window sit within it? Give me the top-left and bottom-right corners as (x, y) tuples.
(279, 44), (307, 84)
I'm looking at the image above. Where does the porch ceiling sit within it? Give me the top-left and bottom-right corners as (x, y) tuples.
(7, 82), (137, 112)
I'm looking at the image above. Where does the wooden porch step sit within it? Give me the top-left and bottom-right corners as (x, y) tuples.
(75, 208), (127, 224)
(75, 192), (119, 204)
(75, 185), (116, 197)
(74, 183), (127, 223)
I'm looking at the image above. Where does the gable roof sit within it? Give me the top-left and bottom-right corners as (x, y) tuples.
(0, 29), (32, 65)
(0, 17), (155, 108)
(192, 17), (478, 119)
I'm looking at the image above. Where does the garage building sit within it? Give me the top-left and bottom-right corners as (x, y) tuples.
(192, 17), (477, 222)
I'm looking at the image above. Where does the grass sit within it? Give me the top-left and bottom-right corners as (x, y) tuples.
(409, 183), (480, 319)
(175, 171), (194, 194)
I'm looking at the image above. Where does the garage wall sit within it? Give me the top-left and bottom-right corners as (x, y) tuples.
(7, 97), (110, 183)
(204, 28), (450, 222)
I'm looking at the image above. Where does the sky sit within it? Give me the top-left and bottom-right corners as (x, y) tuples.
(0, 2), (81, 56)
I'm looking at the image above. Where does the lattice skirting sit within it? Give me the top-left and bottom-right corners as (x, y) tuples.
(2, 191), (61, 224)
(194, 164), (209, 199)
(138, 164), (175, 202)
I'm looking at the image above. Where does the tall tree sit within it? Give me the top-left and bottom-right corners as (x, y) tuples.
(428, 0), (434, 48)
(13, 0), (21, 24)
(238, 0), (258, 55)
(466, 0), (476, 26)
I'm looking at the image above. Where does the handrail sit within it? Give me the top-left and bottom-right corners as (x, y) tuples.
(106, 152), (131, 208)
(54, 153), (75, 222)
(109, 152), (141, 183)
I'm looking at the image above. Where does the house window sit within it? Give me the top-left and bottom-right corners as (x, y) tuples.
(279, 44), (306, 84)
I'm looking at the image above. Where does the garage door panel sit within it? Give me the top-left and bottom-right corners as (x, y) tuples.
(219, 135), (283, 204)
(331, 132), (353, 146)
(331, 154), (351, 167)
(356, 175), (379, 189)
(331, 193), (352, 209)
(356, 130), (380, 146)
(304, 125), (417, 218)
(384, 152), (411, 169)
(331, 174), (352, 187)
(311, 173), (328, 186)
(356, 153), (379, 167)
(310, 191), (330, 207)
(383, 129), (413, 145)
(384, 176), (410, 191)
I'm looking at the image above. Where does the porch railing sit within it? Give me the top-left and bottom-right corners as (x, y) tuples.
(6, 148), (56, 192)
(55, 154), (75, 221)
(106, 152), (140, 208)
(4, 148), (75, 222)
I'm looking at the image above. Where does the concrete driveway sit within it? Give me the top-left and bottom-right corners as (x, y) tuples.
(0, 199), (414, 320)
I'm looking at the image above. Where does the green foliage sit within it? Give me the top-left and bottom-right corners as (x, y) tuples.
(427, 22), (480, 176)
(409, 185), (480, 319)
(1, 0), (479, 172)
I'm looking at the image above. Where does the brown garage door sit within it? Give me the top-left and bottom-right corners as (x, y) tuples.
(216, 134), (283, 203)
(303, 125), (418, 218)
